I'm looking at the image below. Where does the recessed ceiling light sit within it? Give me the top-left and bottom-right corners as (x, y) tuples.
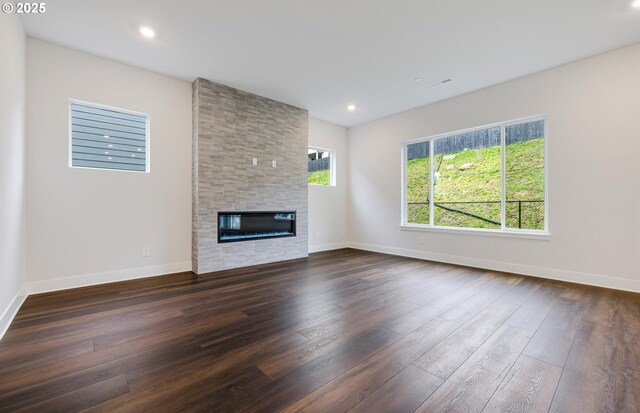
(347, 104), (356, 111)
(414, 77), (422, 82)
(139, 26), (156, 39)
(103, 135), (109, 138)
(633, 0), (640, 8)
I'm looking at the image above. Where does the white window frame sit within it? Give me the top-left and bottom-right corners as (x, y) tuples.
(400, 114), (549, 239)
(68, 99), (151, 173)
(307, 146), (336, 187)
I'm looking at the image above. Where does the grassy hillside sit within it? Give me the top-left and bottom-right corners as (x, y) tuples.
(407, 138), (544, 229)
(308, 169), (330, 185)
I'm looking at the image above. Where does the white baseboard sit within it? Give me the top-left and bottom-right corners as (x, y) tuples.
(349, 242), (640, 293)
(3, 243), (636, 341)
(309, 242), (350, 253)
(29, 261), (193, 295)
(0, 284), (28, 341)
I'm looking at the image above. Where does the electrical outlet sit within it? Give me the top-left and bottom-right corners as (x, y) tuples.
(272, 160), (277, 168)
(142, 247), (150, 257)
(419, 236), (425, 245)
(252, 158), (258, 166)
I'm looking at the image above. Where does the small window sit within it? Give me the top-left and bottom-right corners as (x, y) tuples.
(70, 100), (149, 172)
(403, 116), (546, 232)
(308, 147), (335, 186)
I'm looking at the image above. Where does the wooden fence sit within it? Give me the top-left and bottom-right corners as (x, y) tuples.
(308, 157), (330, 172)
(407, 120), (544, 160)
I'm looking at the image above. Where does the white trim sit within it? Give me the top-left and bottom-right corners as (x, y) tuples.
(400, 145), (408, 225)
(0, 285), (28, 341)
(399, 224), (550, 240)
(544, 117), (550, 232)
(308, 242), (350, 253)
(500, 124), (506, 230)
(68, 98), (151, 174)
(429, 139), (434, 225)
(348, 242), (640, 293)
(0, 263), (192, 341)
(69, 98), (149, 118)
(28, 261), (192, 295)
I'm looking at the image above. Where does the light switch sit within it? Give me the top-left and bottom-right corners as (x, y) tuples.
(252, 158), (257, 166)
(272, 160), (277, 168)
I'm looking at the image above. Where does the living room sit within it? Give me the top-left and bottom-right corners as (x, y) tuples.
(1, 1), (639, 411)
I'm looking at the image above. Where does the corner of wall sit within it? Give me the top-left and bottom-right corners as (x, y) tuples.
(345, 125), (355, 245)
(191, 78), (200, 274)
(0, 8), (28, 340)
(0, 286), (28, 341)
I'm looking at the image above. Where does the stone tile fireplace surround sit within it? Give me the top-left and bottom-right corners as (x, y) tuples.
(192, 78), (309, 274)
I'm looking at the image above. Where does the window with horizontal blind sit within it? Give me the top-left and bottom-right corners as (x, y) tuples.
(70, 101), (149, 172)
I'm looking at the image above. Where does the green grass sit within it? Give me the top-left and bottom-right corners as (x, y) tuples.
(407, 138), (544, 229)
(308, 169), (330, 185)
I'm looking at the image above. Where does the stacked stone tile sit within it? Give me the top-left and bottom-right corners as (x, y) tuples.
(192, 78), (309, 273)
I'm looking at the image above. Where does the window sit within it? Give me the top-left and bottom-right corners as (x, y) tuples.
(308, 147), (335, 186)
(70, 100), (149, 172)
(403, 116), (546, 233)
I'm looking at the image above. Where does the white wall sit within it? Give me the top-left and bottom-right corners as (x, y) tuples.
(26, 39), (192, 293)
(0, 11), (28, 336)
(13, 34), (640, 308)
(308, 118), (349, 252)
(348, 43), (640, 292)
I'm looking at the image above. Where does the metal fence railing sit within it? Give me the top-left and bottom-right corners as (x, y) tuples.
(407, 200), (544, 230)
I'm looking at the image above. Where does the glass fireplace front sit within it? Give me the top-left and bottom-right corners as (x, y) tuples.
(218, 211), (296, 243)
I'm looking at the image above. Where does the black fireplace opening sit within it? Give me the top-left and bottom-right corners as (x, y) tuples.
(218, 211), (296, 243)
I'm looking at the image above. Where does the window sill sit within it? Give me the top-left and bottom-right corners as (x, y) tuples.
(399, 224), (551, 241)
(69, 165), (150, 174)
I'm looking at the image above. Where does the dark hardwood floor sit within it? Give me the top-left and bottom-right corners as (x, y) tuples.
(0, 248), (638, 412)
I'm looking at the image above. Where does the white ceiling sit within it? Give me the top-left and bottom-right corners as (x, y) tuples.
(20, 0), (640, 127)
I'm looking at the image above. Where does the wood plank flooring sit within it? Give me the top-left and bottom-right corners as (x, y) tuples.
(0, 248), (638, 412)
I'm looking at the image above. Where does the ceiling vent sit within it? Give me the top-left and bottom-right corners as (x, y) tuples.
(431, 78), (454, 87)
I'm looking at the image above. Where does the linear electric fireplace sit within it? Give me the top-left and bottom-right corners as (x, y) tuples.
(218, 211), (296, 243)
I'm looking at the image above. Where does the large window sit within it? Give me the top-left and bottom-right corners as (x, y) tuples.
(70, 100), (149, 172)
(308, 147), (335, 186)
(403, 116), (546, 233)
